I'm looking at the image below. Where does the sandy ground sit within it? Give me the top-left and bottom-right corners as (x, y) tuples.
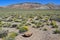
(0, 21), (60, 40)
(15, 26), (60, 40)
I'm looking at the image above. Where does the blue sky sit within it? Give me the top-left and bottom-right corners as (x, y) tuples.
(0, 0), (60, 6)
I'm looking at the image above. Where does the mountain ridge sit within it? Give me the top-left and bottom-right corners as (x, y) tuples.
(1, 2), (60, 9)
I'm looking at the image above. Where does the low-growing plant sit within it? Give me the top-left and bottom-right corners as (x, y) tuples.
(53, 29), (60, 34)
(8, 32), (18, 38)
(0, 29), (8, 38)
(2, 32), (18, 40)
(0, 21), (3, 27)
(17, 24), (23, 29)
(51, 20), (58, 28)
(45, 17), (49, 21)
(46, 22), (50, 26)
(3, 23), (11, 27)
(36, 23), (40, 28)
(43, 28), (47, 31)
(19, 26), (28, 33)
(2, 37), (15, 40)
(0, 27), (2, 30)
(11, 24), (17, 28)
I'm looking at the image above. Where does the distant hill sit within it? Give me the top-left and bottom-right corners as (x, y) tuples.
(1, 2), (60, 9)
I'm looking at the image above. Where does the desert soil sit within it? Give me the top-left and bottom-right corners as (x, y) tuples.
(15, 26), (60, 40)
(0, 21), (60, 40)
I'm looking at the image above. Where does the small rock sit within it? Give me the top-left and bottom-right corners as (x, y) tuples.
(22, 31), (33, 37)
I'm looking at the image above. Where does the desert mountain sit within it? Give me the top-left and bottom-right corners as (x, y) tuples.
(2, 2), (60, 9)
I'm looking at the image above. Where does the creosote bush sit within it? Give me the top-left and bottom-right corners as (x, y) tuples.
(19, 26), (28, 33)
(8, 32), (18, 38)
(3, 23), (11, 27)
(51, 20), (58, 28)
(2, 32), (18, 40)
(17, 23), (23, 29)
(53, 29), (60, 34)
(43, 28), (47, 31)
(0, 29), (8, 38)
(0, 21), (3, 27)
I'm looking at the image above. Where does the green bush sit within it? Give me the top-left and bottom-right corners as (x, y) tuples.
(2, 32), (18, 40)
(0, 27), (2, 30)
(8, 32), (18, 38)
(19, 26), (28, 33)
(45, 17), (49, 21)
(3, 23), (11, 27)
(43, 28), (47, 31)
(11, 24), (17, 28)
(17, 24), (23, 29)
(35, 22), (44, 28)
(51, 20), (58, 28)
(50, 16), (60, 22)
(52, 25), (58, 28)
(53, 29), (60, 34)
(0, 21), (3, 27)
(0, 30), (8, 38)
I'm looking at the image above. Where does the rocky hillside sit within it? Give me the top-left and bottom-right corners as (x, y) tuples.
(1, 2), (60, 9)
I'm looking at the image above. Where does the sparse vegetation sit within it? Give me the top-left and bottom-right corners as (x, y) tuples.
(0, 8), (60, 40)
(2, 32), (18, 40)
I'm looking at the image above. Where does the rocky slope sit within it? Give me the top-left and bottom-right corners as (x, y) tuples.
(0, 2), (60, 9)
(4, 2), (60, 9)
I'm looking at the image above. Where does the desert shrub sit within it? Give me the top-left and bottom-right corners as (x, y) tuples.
(0, 29), (8, 38)
(53, 29), (60, 34)
(0, 24), (3, 27)
(17, 23), (23, 29)
(51, 20), (58, 28)
(36, 24), (40, 28)
(36, 22), (42, 28)
(21, 21), (26, 24)
(0, 27), (2, 30)
(33, 22), (44, 28)
(13, 17), (21, 22)
(19, 26), (28, 33)
(31, 21), (36, 24)
(50, 16), (60, 22)
(3, 23), (11, 27)
(11, 24), (17, 28)
(8, 32), (18, 38)
(14, 19), (22, 22)
(45, 17), (49, 21)
(46, 22), (50, 26)
(39, 16), (43, 19)
(7, 18), (13, 22)
(2, 37), (15, 40)
(2, 32), (18, 40)
(52, 25), (58, 28)
(0, 21), (3, 27)
(25, 23), (31, 26)
(43, 28), (47, 31)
